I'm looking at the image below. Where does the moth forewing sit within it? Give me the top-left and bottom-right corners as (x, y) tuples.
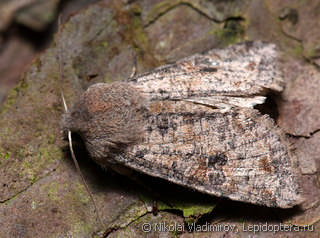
(127, 41), (283, 100)
(117, 100), (301, 208)
(183, 96), (267, 111)
(63, 41), (302, 208)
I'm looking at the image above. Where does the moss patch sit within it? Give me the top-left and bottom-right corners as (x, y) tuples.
(214, 18), (246, 45)
(140, 192), (216, 224)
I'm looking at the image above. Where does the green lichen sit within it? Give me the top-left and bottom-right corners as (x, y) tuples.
(29, 173), (36, 185)
(214, 19), (246, 46)
(0, 76), (30, 114)
(15, 142), (62, 186)
(128, 12), (149, 51)
(0, 151), (9, 166)
(74, 183), (90, 204)
(17, 144), (33, 158)
(23, 161), (31, 169)
(0, 149), (10, 160)
(303, 45), (320, 59)
(140, 193), (216, 224)
(162, 200), (215, 224)
(46, 182), (61, 202)
(119, 5), (159, 69)
(102, 41), (108, 48)
(67, 221), (94, 237)
(37, 144), (61, 163)
(130, 3), (142, 15)
(0, 87), (17, 114)
(47, 134), (56, 144)
(289, 44), (303, 57)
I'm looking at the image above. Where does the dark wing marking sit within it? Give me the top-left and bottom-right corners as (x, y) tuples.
(64, 42), (300, 208)
(116, 101), (301, 208)
(127, 41), (283, 102)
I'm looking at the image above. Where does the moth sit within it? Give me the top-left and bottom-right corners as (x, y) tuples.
(63, 41), (302, 208)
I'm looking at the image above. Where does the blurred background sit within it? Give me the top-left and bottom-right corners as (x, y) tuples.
(0, 0), (100, 105)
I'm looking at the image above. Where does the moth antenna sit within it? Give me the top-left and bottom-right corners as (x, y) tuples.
(57, 14), (104, 228)
(66, 130), (104, 228)
(61, 91), (68, 113)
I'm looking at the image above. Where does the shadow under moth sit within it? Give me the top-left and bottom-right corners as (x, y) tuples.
(63, 41), (302, 209)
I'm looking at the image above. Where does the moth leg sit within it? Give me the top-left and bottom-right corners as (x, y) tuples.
(152, 200), (158, 216)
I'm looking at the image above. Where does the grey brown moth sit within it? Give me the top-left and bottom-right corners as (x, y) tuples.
(63, 41), (302, 208)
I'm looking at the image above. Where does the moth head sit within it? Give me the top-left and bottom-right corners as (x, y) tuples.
(62, 82), (148, 167)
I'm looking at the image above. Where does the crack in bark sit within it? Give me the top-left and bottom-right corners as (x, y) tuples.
(144, 2), (240, 28)
(278, 25), (302, 44)
(286, 128), (320, 139)
(102, 211), (151, 237)
(0, 163), (60, 204)
(304, 56), (320, 70)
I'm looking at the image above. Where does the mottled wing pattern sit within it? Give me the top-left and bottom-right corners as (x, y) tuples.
(64, 41), (301, 208)
(120, 42), (300, 208)
(127, 41), (283, 102)
(117, 101), (300, 208)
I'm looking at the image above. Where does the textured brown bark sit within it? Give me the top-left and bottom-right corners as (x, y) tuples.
(0, 0), (319, 237)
